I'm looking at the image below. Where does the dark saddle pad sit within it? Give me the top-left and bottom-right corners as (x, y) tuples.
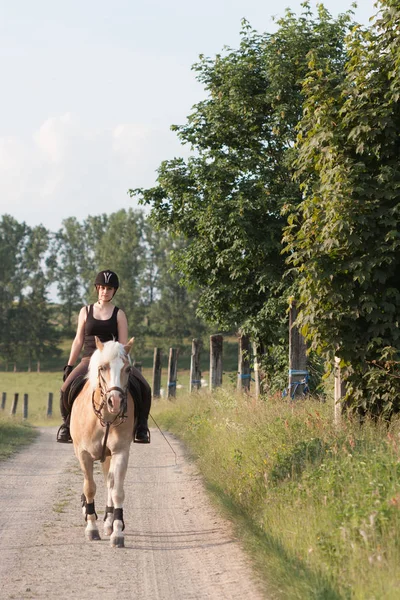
(67, 375), (87, 410)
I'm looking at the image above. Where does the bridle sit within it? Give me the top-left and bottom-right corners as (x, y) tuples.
(91, 363), (130, 462)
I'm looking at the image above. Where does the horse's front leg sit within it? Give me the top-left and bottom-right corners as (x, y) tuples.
(101, 455), (114, 536)
(79, 450), (101, 541)
(108, 451), (129, 548)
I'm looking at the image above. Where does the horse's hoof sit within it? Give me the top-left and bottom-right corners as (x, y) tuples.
(110, 535), (124, 548)
(86, 529), (101, 541)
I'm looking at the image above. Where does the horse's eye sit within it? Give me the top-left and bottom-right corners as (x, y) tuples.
(125, 366), (131, 374)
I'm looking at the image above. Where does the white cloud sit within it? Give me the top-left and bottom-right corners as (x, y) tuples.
(33, 113), (74, 163)
(0, 113), (186, 231)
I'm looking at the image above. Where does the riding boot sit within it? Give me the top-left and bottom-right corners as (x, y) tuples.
(130, 377), (151, 444)
(56, 391), (73, 443)
(134, 414), (151, 443)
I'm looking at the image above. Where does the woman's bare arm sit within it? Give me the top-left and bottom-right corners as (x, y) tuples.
(117, 309), (128, 345)
(67, 307), (87, 365)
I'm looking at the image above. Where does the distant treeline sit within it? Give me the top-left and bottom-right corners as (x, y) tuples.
(0, 210), (207, 369)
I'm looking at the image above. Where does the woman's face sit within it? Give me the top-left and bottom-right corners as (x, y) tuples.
(96, 285), (115, 302)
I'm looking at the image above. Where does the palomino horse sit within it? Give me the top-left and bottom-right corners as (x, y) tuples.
(70, 336), (135, 547)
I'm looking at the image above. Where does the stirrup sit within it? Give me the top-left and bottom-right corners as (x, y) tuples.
(134, 425), (150, 444)
(56, 424), (73, 443)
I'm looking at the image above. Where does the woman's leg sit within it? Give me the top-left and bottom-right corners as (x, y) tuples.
(129, 367), (151, 443)
(57, 359), (90, 443)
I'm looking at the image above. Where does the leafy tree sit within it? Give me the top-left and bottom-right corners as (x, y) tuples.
(0, 215), (27, 340)
(19, 225), (61, 368)
(91, 209), (147, 334)
(146, 234), (208, 343)
(80, 214), (110, 300)
(284, 0), (400, 416)
(131, 5), (354, 386)
(0, 220), (60, 368)
(54, 218), (87, 330)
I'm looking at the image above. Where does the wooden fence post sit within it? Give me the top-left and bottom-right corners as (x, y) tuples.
(334, 357), (346, 425)
(252, 342), (260, 399)
(167, 348), (179, 399)
(10, 393), (18, 415)
(288, 302), (308, 398)
(237, 334), (251, 392)
(210, 334), (223, 391)
(1, 392), (6, 410)
(190, 339), (202, 392)
(23, 394), (28, 419)
(47, 392), (53, 417)
(152, 348), (162, 399)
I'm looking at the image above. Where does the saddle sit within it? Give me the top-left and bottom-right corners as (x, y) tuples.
(67, 374), (87, 410)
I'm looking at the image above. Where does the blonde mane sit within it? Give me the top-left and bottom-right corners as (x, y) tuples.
(87, 341), (129, 389)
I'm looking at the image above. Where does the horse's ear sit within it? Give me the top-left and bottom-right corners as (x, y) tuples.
(124, 337), (135, 355)
(95, 336), (104, 351)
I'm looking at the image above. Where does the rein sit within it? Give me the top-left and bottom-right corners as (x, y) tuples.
(91, 367), (129, 463)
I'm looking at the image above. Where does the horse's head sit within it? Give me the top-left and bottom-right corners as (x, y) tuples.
(88, 337), (134, 417)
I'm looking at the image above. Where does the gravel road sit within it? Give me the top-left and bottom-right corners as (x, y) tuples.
(0, 427), (268, 599)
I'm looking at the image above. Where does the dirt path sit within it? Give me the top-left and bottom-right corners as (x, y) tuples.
(0, 427), (268, 599)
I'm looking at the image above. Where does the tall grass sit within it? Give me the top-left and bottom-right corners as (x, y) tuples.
(152, 391), (400, 599)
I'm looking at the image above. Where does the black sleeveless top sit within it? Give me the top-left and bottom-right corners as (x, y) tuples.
(83, 304), (119, 358)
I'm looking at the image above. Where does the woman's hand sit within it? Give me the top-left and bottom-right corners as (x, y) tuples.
(63, 365), (74, 382)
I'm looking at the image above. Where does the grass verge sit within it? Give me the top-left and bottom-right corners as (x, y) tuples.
(152, 391), (400, 599)
(0, 414), (39, 461)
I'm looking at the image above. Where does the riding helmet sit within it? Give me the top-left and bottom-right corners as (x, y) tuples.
(94, 270), (119, 289)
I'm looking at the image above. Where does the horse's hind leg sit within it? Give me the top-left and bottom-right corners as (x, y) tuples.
(79, 451), (101, 541)
(109, 452), (129, 548)
(101, 455), (114, 536)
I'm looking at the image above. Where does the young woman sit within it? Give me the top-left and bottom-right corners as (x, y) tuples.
(57, 269), (151, 444)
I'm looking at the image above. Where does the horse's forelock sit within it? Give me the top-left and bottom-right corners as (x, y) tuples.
(87, 341), (127, 389)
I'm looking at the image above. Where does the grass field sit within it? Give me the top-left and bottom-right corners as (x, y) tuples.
(0, 336), (240, 373)
(0, 368), (239, 426)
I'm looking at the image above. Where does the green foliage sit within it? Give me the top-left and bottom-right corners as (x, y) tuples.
(132, 5), (355, 389)
(53, 217), (88, 330)
(146, 234), (208, 343)
(0, 216), (60, 368)
(153, 391), (400, 598)
(0, 209), (210, 368)
(284, 0), (400, 414)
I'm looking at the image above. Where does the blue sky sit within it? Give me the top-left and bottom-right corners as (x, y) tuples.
(0, 0), (377, 231)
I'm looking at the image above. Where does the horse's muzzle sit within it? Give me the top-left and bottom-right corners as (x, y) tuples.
(105, 387), (126, 414)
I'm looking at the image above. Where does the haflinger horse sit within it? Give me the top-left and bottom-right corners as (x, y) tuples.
(70, 336), (135, 548)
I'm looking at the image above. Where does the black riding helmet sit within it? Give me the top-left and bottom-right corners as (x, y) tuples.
(94, 270), (119, 290)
